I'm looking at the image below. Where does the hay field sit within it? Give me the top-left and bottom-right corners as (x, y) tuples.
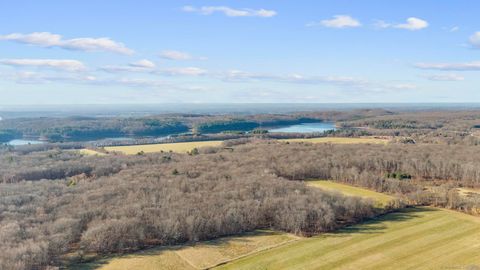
(103, 140), (223, 155)
(73, 230), (298, 270)
(307, 180), (395, 206)
(218, 207), (480, 270)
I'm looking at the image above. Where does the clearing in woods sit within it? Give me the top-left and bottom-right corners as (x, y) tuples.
(80, 137), (389, 155)
(307, 180), (395, 207)
(78, 149), (107, 156)
(102, 140), (223, 155)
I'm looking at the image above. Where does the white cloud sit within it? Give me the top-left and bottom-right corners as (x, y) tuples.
(182, 6), (276, 18)
(101, 59), (156, 73)
(414, 62), (480, 71)
(309, 15), (361, 28)
(115, 78), (167, 88)
(0, 59), (86, 71)
(129, 59), (156, 68)
(469, 32), (480, 49)
(161, 67), (207, 76)
(422, 74), (465, 81)
(449, 26), (460, 32)
(160, 50), (192, 60)
(388, 83), (417, 90)
(5, 71), (96, 84)
(0, 32), (134, 54)
(375, 17), (428, 31)
(220, 70), (413, 91)
(373, 20), (391, 29)
(394, 17), (429, 30)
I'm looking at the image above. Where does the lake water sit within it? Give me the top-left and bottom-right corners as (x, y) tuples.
(6, 139), (45, 146)
(268, 122), (336, 133)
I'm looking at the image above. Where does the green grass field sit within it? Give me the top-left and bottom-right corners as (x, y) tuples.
(280, 137), (389, 145)
(218, 207), (480, 270)
(103, 140), (224, 155)
(307, 180), (395, 207)
(72, 180), (480, 270)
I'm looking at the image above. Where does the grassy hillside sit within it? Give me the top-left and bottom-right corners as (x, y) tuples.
(218, 207), (480, 270)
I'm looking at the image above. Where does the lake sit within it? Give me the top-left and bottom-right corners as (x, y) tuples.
(268, 122), (336, 133)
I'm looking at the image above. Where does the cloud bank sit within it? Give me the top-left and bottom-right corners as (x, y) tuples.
(0, 59), (86, 71)
(182, 6), (276, 18)
(0, 32), (134, 54)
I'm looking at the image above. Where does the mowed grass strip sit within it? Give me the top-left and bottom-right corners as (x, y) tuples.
(74, 230), (298, 270)
(104, 140), (223, 155)
(279, 137), (389, 144)
(217, 207), (480, 270)
(307, 180), (395, 206)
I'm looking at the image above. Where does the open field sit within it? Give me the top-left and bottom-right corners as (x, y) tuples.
(103, 140), (223, 155)
(307, 180), (395, 206)
(81, 137), (388, 156)
(72, 230), (298, 270)
(280, 137), (390, 144)
(78, 149), (107, 156)
(218, 207), (480, 270)
(457, 187), (480, 198)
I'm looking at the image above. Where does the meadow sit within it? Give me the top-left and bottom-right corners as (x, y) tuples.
(218, 207), (480, 270)
(72, 230), (299, 270)
(81, 136), (389, 155)
(103, 140), (223, 155)
(78, 149), (107, 156)
(307, 180), (395, 207)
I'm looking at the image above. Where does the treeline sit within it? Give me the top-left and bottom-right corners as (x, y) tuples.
(339, 110), (480, 145)
(0, 148), (376, 270)
(0, 130), (19, 142)
(257, 142), (480, 213)
(194, 117), (320, 133)
(0, 109), (397, 143)
(0, 149), (162, 183)
(0, 116), (189, 142)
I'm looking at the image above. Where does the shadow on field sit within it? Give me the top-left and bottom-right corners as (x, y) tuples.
(67, 247), (174, 270)
(332, 207), (439, 235)
(68, 230), (283, 269)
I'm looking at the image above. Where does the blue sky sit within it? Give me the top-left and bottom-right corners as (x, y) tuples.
(0, 0), (479, 104)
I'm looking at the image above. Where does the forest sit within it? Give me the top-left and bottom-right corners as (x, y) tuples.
(0, 109), (394, 143)
(1, 109), (480, 269)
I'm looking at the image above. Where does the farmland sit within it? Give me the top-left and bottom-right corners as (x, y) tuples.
(72, 230), (299, 270)
(74, 182), (480, 270)
(81, 136), (389, 155)
(218, 207), (480, 270)
(103, 140), (223, 154)
(307, 180), (395, 207)
(78, 149), (107, 156)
